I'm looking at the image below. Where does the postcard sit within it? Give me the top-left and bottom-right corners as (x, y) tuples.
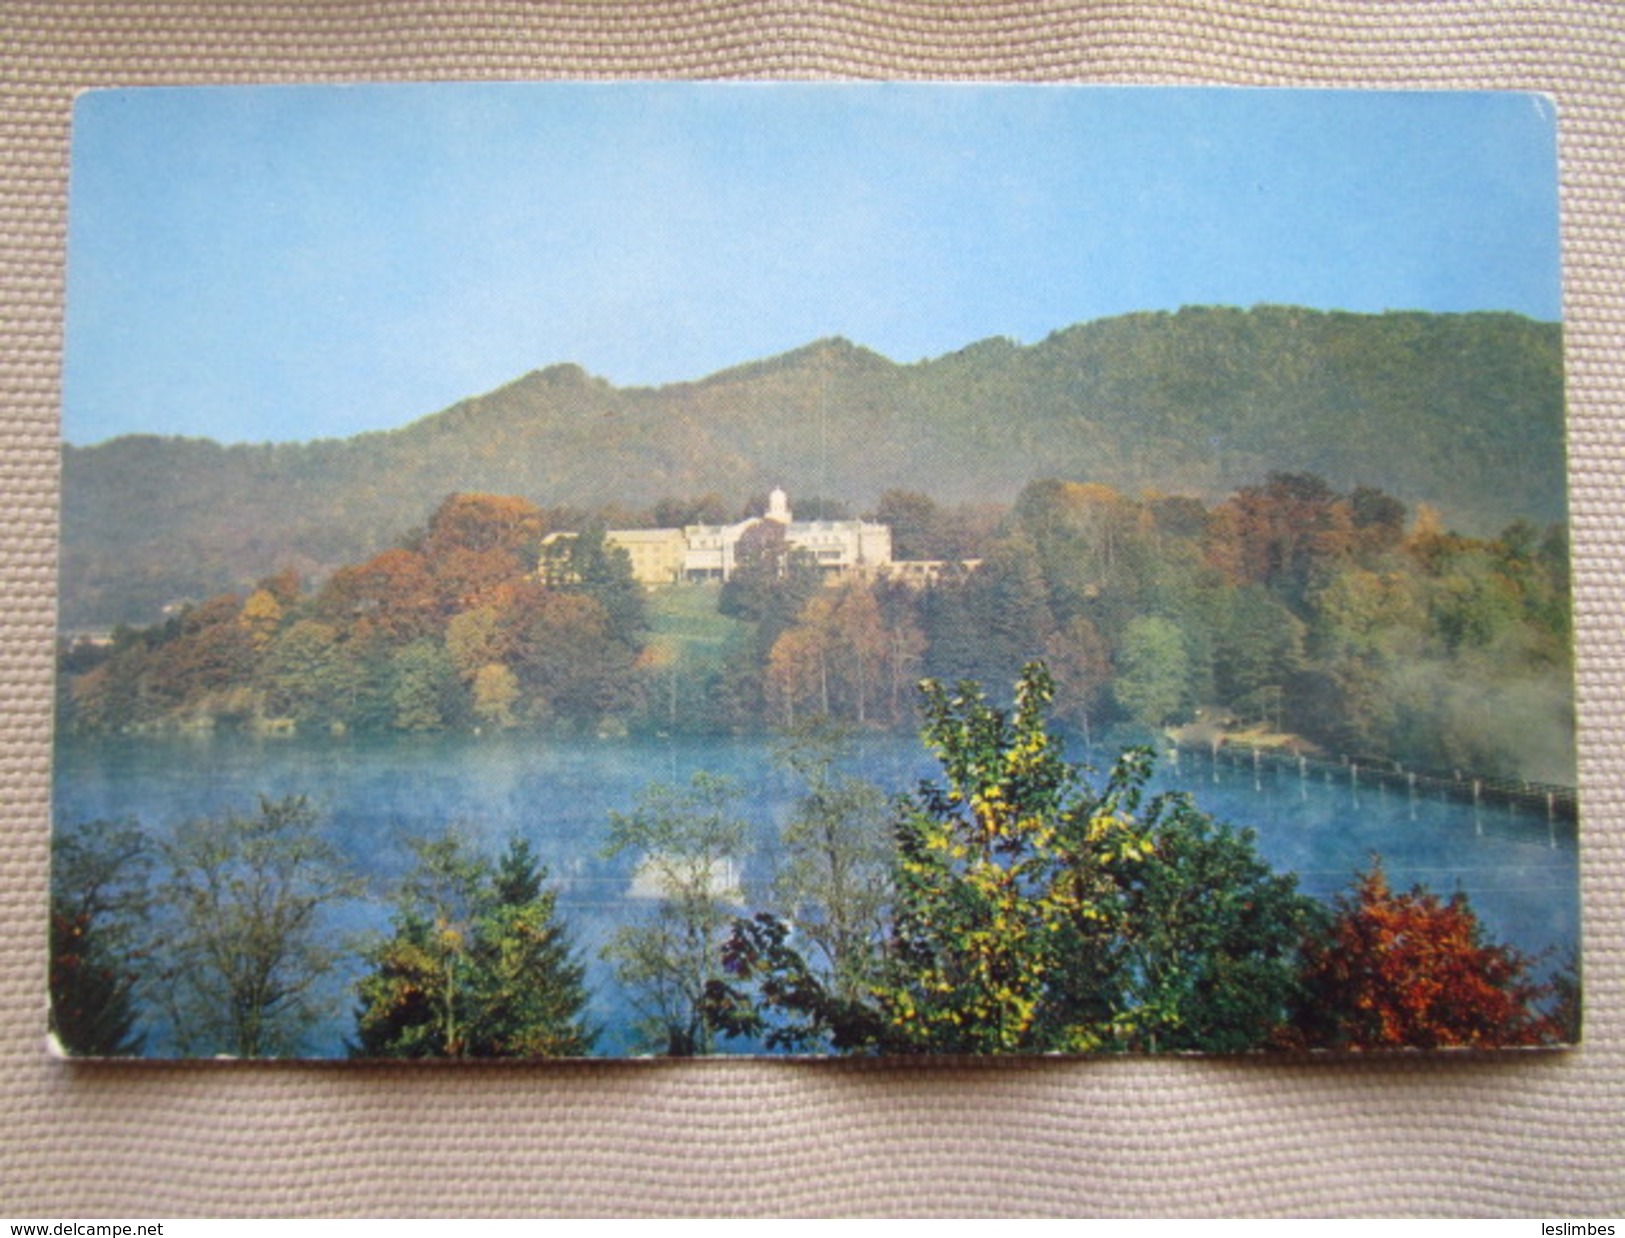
(51, 83), (1577, 1058)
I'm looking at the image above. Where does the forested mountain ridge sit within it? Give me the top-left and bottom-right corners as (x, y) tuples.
(62, 306), (1564, 628)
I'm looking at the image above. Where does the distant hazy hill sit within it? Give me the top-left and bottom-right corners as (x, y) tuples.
(61, 306), (1565, 628)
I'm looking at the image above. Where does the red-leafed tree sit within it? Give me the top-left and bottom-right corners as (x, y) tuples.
(315, 547), (441, 645)
(420, 493), (547, 612)
(1293, 862), (1562, 1050)
(430, 545), (528, 614)
(1210, 472), (1353, 607)
(421, 492), (547, 562)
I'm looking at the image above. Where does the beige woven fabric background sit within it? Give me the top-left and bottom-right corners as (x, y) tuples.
(2, 1), (1621, 1218)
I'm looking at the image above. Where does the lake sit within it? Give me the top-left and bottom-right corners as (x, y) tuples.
(52, 730), (1580, 1057)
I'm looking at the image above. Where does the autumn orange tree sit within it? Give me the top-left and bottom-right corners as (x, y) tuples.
(421, 492), (546, 562)
(1293, 862), (1563, 1049)
(766, 581), (917, 727)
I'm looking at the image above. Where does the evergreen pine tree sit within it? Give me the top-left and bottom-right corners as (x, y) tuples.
(352, 832), (593, 1058)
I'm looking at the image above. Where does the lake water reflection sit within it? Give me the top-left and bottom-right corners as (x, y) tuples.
(52, 730), (1579, 1057)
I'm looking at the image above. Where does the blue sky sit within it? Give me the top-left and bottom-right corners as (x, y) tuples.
(63, 83), (1561, 446)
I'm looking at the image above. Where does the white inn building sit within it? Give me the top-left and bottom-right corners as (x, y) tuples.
(609, 487), (894, 585)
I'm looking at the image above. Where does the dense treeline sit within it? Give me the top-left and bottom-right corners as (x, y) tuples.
(57, 471), (1574, 784)
(51, 665), (1576, 1059)
(674, 473), (1572, 784)
(58, 492), (647, 737)
(62, 307), (1563, 630)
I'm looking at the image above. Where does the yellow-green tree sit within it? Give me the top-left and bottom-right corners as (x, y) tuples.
(708, 662), (1322, 1056)
(470, 662), (521, 730)
(238, 587), (285, 650)
(876, 666), (1153, 1052)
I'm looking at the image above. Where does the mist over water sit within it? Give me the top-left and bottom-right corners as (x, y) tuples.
(53, 730), (1579, 1057)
